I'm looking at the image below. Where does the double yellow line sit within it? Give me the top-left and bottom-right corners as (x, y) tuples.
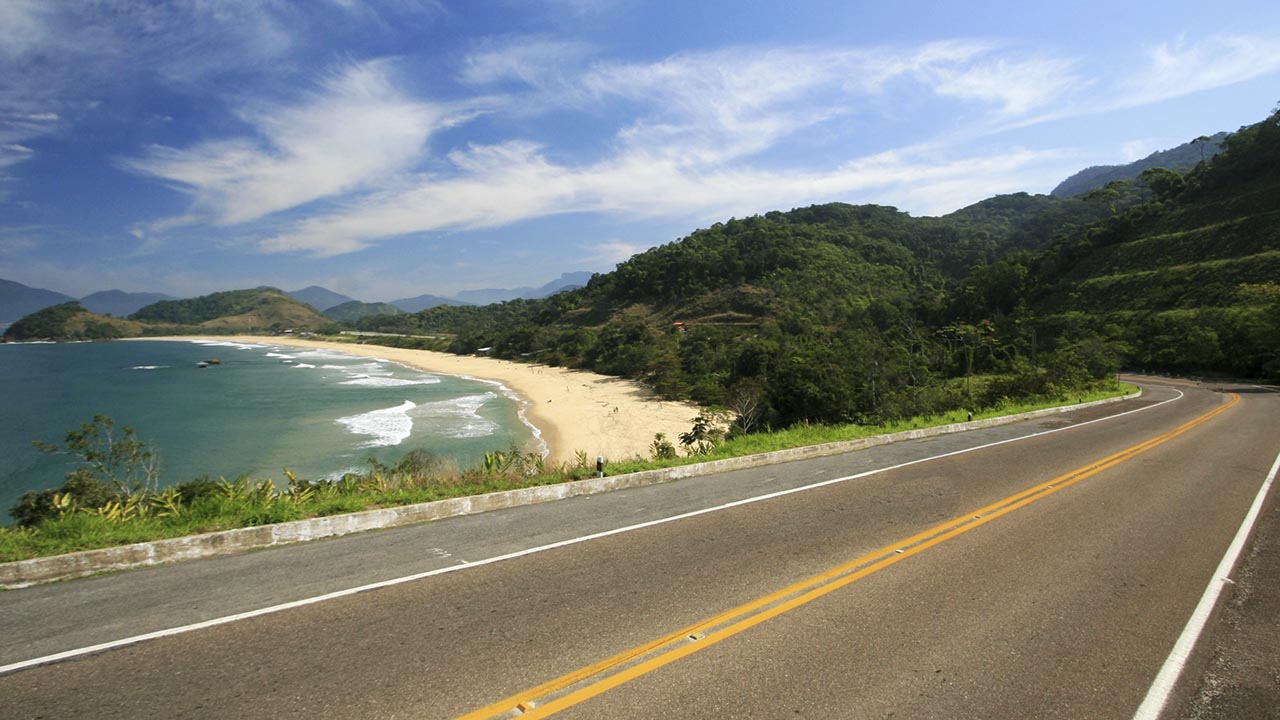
(458, 393), (1240, 719)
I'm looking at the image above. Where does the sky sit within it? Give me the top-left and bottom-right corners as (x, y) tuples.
(1, 1), (1278, 302)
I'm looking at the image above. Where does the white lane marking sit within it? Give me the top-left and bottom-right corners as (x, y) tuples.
(1131, 442), (1280, 720)
(2, 388), (1184, 676)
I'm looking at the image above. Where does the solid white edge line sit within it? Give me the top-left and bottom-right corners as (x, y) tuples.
(2, 387), (1184, 676)
(1131, 441), (1280, 720)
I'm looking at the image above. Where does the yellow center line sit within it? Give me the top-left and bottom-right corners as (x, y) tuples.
(458, 393), (1239, 720)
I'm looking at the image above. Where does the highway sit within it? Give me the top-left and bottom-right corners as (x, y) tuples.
(1, 379), (1276, 719)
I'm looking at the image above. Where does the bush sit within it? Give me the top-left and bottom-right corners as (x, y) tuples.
(9, 470), (115, 526)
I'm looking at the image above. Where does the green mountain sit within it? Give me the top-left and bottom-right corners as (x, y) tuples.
(130, 288), (329, 329)
(4, 288), (332, 341)
(1051, 132), (1227, 198)
(3, 302), (146, 341)
(355, 190), (1124, 426)
(323, 300), (403, 322)
(1025, 113), (1280, 376)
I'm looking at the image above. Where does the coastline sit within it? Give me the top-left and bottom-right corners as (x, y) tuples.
(160, 336), (700, 464)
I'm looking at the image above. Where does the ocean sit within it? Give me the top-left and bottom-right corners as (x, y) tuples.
(0, 339), (538, 515)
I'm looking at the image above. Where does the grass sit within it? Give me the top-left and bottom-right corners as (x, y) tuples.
(0, 381), (1137, 564)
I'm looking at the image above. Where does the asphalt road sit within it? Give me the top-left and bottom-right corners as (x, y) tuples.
(2, 379), (1276, 719)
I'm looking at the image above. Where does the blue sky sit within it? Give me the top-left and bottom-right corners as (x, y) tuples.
(1, 1), (1278, 302)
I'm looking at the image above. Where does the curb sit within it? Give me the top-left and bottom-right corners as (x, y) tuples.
(0, 391), (1139, 588)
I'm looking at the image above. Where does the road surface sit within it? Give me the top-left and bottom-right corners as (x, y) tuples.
(1, 378), (1276, 719)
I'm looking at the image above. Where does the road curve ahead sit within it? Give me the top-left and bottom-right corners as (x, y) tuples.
(2, 379), (1277, 719)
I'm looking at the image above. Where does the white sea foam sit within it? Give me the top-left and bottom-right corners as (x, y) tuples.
(293, 363), (317, 369)
(340, 375), (440, 388)
(189, 340), (265, 350)
(265, 352), (296, 359)
(336, 400), (416, 448)
(129, 365), (168, 370)
(294, 349), (364, 362)
(442, 373), (548, 457)
(411, 393), (499, 438)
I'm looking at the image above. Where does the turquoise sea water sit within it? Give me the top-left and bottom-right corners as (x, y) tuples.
(0, 340), (537, 514)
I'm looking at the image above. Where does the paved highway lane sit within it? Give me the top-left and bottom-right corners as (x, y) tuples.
(2, 380), (1276, 719)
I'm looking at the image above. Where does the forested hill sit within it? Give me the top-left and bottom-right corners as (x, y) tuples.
(354, 190), (1125, 426)
(1020, 111), (1280, 377)
(128, 288), (329, 328)
(1051, 132), (1227, 198)
(353, 110), (1279, 429)
(4, 289), (331, 340)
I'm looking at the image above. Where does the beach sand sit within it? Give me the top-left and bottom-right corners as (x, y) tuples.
(198, 336), (701, 464)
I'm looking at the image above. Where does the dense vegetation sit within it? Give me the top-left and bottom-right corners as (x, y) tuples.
(981, 110), (1280, 378)
(129, 288), (326, 327)
(3, 302), (141, 341)
(350, 190), (1133, 428)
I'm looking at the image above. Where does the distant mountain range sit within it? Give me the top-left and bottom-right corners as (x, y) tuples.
(0, 281), (174, 324)
(79, 290), (177, 317)
(0, 271), (598, 325)
(387, 294), (470, 313)
(453, 272), (594, 305)
(0, 279), (74, 324)
(285, 286), (355, 313)
(287, 272), (594, 314)
(322, 300), (404, 322)
(1051, 132), (1228, 197)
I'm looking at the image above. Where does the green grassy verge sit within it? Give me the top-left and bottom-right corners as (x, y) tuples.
(0, 381), (1136, 564)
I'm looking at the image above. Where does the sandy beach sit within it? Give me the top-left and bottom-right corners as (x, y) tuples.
(184, 336), (701, 464)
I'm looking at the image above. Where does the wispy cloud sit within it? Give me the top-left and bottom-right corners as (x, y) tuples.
(1003, 33), (1280, 131)
(1121, 34), (1280, 107)
(582, 239), (647, 266)
(259, 136), (1068, 257)
(123, 60), (464, 226)
(0, 0), (49, 59)
(460, 36), (594, 88)
(100, 27), (1280, 260)
(922, 53), (1082, 117)
(252, 41), (1084, 256)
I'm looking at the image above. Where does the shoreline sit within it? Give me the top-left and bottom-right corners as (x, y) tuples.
(160, 336), (700, 464)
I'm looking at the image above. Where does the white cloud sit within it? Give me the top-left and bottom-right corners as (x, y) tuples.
(0, 0), (49, 59)
(0, 144), (34, 168)
(1124, 35), (1280, 107)
(118, 30), (1280, 261)
(259, 134), (1069, 256)
(461, 37), (593, 88)
(1122, 139), (1155, 162)
(250, 42), (1088, 256)
(923, 53), (1082, 117)
(123, 60), (462, 226)
(1002, 33), (1280, 130)
(581, 239), (645, 266)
